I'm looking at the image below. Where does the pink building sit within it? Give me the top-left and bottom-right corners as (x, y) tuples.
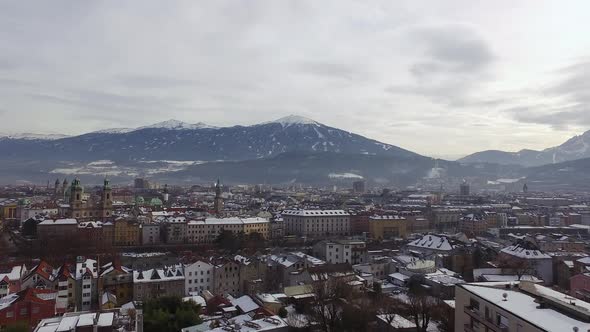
(570, 273), (590, 301)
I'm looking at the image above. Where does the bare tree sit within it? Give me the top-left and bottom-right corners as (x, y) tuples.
(407, 293), (437, 332)
(497, 254), (535, 280)
(307, 278), (353, 332)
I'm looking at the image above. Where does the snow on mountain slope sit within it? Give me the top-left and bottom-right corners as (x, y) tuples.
(0, 115), (420, 162)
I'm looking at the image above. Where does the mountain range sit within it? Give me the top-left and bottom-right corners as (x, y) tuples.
(459, 130), (590, 167)
(0, 116), (417, 163)
(1, 115), (589, 190)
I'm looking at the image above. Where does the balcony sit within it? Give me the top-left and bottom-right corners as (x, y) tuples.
(464, 307), (508, 332)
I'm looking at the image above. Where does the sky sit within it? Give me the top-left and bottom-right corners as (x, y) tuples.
(1, 1), (590, 159)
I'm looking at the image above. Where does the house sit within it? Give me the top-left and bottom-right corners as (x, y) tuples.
(0, 288), (57, 329)
(98, 261), (133, 307)
(133, 265), (185, 301)
(455, 281), (590, 332)
(184, 260), (215, 295)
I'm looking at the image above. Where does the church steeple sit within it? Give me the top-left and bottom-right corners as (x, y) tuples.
(214, 179), (224, 216)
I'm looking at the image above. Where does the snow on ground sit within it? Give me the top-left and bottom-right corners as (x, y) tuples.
(328, 172), (364, 179)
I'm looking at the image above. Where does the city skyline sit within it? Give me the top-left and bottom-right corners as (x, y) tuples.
(1, 1), (590, 158)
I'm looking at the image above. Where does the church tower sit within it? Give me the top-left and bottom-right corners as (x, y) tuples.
(69, 178), (83, 218)
(214, 179), (224, 216)
(54, 178), (60, 196)
(62, 178), (69, 200)
(101, 177), (113, 220)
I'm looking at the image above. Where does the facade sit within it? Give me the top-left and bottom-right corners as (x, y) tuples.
(163, 220), (187, 244)
(0, 289), (57, 330)
(75, 258), (98, 311)
(213, 260), (240, 296)
(133, 265), (185, 301)
(37, 219), (78, 246)
(429, 209), (460, 233)
(570, 273), (590, 301)
(98, 262), (133, 307)
(282, 210), (350, 237)
(368, 215), (408, 240)
(313, 240), (367, 265)
(498, 243), (553, 285)
(242, 218), (270, 238)
(68, 178), (113, 221)
(184, 260), (215, 294)
(455, 281), (590, 332)
(458, 214), (489, 235)
(113, 218), (140, 246)
(141, 223), (161, 245)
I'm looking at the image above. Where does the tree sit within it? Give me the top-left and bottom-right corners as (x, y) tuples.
(143, 296), (202, 332)
(497, 254), (535, 280)
(307, 278), (353, 332)
(407, 293), (437, 332)
(215, 230), (240, 252)
(2, 323), (28, 332)
(278, 306), (288, 318)
(432, 301), (455, 332)
(375, 296), (405, 332)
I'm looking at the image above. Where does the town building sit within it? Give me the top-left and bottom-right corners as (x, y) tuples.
(184, 260), (215, 294)
(368, 215), (408, 240)
(133, 265), (185, 301)
(455, 281), (590, 332)
(282, 210), (350, 237)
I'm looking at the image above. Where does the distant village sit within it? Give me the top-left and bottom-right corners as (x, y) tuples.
(1, 177), (590, 332)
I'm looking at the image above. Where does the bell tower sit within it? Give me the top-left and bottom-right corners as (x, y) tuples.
(101, 177), (113, 220)
(214, 179), (224, 216)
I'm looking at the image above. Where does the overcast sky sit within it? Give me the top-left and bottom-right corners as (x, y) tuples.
(1, 1), (590, 159)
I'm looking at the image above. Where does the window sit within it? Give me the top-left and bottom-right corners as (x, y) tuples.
(469, 298), (480, 310)
(6, 311), (14, 318)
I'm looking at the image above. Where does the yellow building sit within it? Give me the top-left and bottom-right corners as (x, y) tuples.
(242, 217), (270, 239)
(368, 215), (407, 240)
(0, 199), (18, 227)
(113, 218), (140, 246)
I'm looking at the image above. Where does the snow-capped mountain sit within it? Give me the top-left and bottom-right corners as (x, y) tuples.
(0, 133), (70, 140)
(459, 130), (590, 167)
(0, 115), (419, 162)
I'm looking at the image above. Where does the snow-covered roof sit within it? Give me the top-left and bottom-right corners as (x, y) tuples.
(407, 234), (456, 251)
(97, 312), (114, 327)
(500, 244), (551, 259)
(76, 313), (96, 327)
(461, 283), (590, 332)
(183, 295), (206, 307)
(38, 218), (77, 225)
(133, 265), (184, 283)
(230, 295), (260, 313)
(282, 209), (349, 216)
(0, 265), (25, 282)
(56, 315), (79, 332)
(376, 314), (417, 329)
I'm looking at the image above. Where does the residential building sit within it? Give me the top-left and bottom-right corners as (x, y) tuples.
(184, 260), (215, 294)
(140, 223), (161, 245)
(455, 281), (590, 332)
(368, 215), (408, 240)
(0, 288), (57, 330)
(133, 265), (185, 301)
(282, 210), (350, 237)
(98, 262), (133, 307)
(313, 240), (367, 265)
(113, 218), (140, 246)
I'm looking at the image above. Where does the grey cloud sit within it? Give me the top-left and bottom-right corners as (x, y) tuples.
(387, 24), (496, 107)
(295, 61), (368, 81)
(116, 75), (201, 89)
(507, 60), (590, 128)
(410, 25), (495, 78)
